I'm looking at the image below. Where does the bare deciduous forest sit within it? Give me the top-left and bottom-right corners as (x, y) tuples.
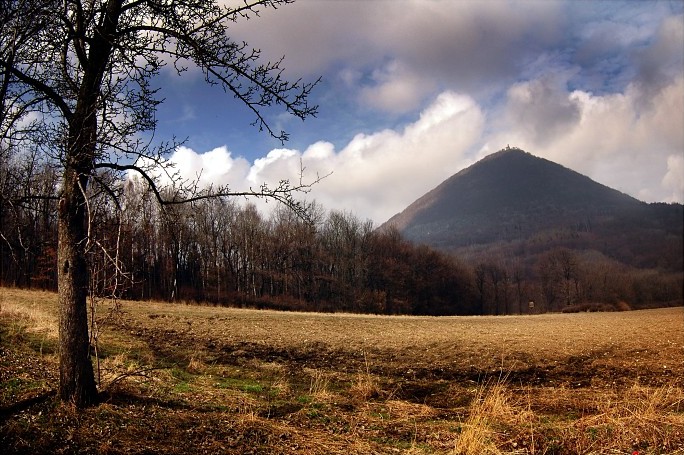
(1, 158), (682, 316)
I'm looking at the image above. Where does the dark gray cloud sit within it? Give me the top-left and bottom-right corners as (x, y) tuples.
(228, 0), (566, 103)
(505, 75), (581, 146)
(631, 14), (684, 106)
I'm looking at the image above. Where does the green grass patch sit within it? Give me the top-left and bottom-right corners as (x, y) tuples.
(173, 381), (192, 393)
(296, 395), (313, 404)
(170, 367), (193, 382)
(216, 377), (266, 394)
(242, 383), (264, 393)
(24, 332), (58, 356)
(0, 376), (51, 405)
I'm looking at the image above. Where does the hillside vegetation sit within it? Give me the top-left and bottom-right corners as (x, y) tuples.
(382, 148), (683, 314)
(2, 148), (682, 316)
(384, 149), (682, 269)
(2, 288), (683, 454)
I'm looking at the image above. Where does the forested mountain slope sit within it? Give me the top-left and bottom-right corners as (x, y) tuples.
(382, 148), (683, 273)
(2, 148), (681, 315)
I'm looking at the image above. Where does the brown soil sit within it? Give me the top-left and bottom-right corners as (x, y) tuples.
(1, 288), (683, 454)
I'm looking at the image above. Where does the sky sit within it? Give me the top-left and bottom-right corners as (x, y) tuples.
(149, 0), (684, 225)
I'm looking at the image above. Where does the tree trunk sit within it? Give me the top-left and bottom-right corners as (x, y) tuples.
(57, 165), (98, 406)
(57, 97), (101, 406)
(56, 0), (123, 407)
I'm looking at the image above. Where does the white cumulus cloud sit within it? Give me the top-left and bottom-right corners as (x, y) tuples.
(485, 73), (684, 205)
(148, 91), (485, 223)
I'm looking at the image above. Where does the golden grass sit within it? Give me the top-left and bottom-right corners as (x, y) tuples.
(452, 378), (536, 455)
(561, 383), (684, 454)
(305, 368), (334, 402)
(349, 352), (383, 402)
(0, 288), (59, 339)
(1, 287), (683, 454)
(450, 380), (684, 455)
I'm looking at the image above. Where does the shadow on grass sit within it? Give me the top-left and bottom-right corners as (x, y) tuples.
(0, 390), (56, 422)
(98, 389), (200, 412)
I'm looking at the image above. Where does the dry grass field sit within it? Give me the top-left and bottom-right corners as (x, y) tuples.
(1, 287), (683, 454)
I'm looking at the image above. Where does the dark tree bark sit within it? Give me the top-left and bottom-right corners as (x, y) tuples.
(57, 120), (101, 405)
(57, 169), (97, 405)
(56, 0), (123, 406)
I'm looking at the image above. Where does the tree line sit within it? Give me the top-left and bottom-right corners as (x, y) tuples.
(0, 154), (475, 314)
(2, 155), (681, 316)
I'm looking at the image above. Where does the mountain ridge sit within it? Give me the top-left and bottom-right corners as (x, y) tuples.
(381, 148), (683, 272)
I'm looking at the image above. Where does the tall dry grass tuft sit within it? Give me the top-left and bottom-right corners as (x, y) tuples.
(306, 368), (333, 402)
(349, 352), (382, 402)
(451, 380), (684, 455)
(452, 379), (535, 455)
(563, 382), (684, 454)
(186, 349), (208, 374)
(231, 393), (261, 422)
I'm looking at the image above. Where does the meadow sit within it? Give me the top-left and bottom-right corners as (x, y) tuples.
(1, 287), (683, 454)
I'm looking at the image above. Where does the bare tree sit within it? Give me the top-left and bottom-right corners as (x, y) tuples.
(538, 248), (581, 310)
(0, 0), (319, 407)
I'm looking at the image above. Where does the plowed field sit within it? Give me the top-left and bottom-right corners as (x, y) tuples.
(1, 288), (683, 454)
